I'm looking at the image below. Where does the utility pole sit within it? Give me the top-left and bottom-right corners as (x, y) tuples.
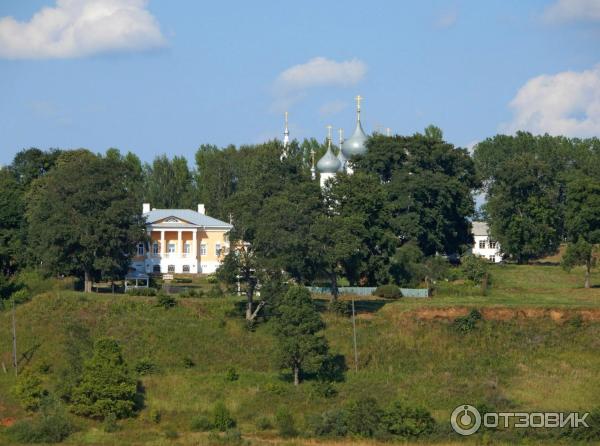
(11, 295), (17, 376)
(351, 296), (358, 372)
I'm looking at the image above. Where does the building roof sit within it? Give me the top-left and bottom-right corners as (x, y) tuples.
(471, 221), (490, 236)
(144, 209), (233, 229)
(342, 120), (368, 158)
(317, 146), (342, 173)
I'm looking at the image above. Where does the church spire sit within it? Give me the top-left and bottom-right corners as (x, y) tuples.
(355, 95), (362, 122)
(280, 111), (290, 161)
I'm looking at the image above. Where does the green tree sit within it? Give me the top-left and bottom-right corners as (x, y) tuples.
(10, 148), (62, 188)
(0, 168), (25, 282)
(272, 286), (328, 385)
(26, 151), (145, 292)
(13, 371), (47, 412)
(562, 238), (596, 289)
(70, 338), (138, 420)
(144, 154), (198, 209)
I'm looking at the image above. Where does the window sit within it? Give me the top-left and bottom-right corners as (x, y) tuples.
(489, 256), (496, 263)
(489, 240), (497, 249)
(479, 240), (486, 249)
(153, 265), (161, 273)
(168, 243), (176, 254)
(216, 243), (222, 257)
(200, 244), (207, 256)
(168, 265), (175, 273)
(137, 243), (144, 256)
(183, 265), (190, 273)
(152, 242), (160, 255)
(184, 242), (191, 254)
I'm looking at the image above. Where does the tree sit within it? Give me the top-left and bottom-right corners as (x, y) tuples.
(217, 246), (261, 321)
(272, 286), (328, 385)
(10, 148), (62, 188)
(70, 338), (138, 420)
(562, 238), (596, 289)
(26, 151), (145, 292)
(144, 154), (198, 209)
(0, 168), (25, 281)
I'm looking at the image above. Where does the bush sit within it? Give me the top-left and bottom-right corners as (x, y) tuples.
(182, 356), (195, 368)
(212, 402), (236, 432)
(453, 309), (483, 333)
(461, 255), (490, 285)
(6, 402), (74, 443)
(307, 409), (348, 437)
(345, 397), (383, 437)
(191, 414), (213, 431)
(380, 401), (436, 438)
(255, 416), (273, 431)
(14, 372), (48, 412)
(103, 412), (120, 433)
(135, 358), (158, 375)
(310, 381), (338, 398)
(317, 353), (347, 383)
(225, 367), (239, 382)
(156, 292), (177, 308)
(149, 408), (161, 424)
(206, 274), (218, 284)
(275, 407), (297, 438)
(174, 277), (193, 283)
(373, 284), (402, 299)
(328, 299), (352, 316)
(207, 284), (225, 298)
(563, 408), (600, 441)
(181, 288), (204, 298)
(126, 287), (157, 296)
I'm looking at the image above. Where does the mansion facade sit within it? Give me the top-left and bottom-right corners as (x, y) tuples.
(471, 221), (503, 263)
(131, 203), (233, 275)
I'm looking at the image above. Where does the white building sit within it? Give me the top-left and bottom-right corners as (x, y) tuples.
(471, 221), (502, 263)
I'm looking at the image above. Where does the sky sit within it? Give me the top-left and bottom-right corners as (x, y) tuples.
(0, 0), (599, 166)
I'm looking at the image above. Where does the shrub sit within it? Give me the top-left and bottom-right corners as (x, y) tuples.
(212, 402), (236, 432)
(182, 356), (195, 368)
(6, 400), (74, 444)
(317, 353), (347, 383)
(461, 255), (490, 285)
(453, 309), (483, 333)
(206, 274), (218, 284)
(225, 367), (239, 382)
(174, 277), (193, 284)
(328, 299), (352, 316)
(70, 338), (138, 420)
(103, 412), (120, 433)
(191, 414), (213, 431)
(126, 287), (157, 296)
(345, 397), (383, 438)
(380, 401), (436, 438)
(12, 288), (30, 304)
(156, 292), (177, 308)
(14, 372), (48, 412)
(255, 416), (273, 431)
(275, 407), (297, 438)
(207, 284), (225, 298)
(135, 358), (159, 375)
(563, 408), (600, 441)
(149, 408), (161, 424)
(373, 284), (402, 299)
(310, 381), (338, 398)
(307, 409), (348, 437)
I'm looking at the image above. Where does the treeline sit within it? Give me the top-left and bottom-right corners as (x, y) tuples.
(473, 132), (600, 287)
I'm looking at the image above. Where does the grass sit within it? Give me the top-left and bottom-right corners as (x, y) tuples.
(0, 264), (599, 445)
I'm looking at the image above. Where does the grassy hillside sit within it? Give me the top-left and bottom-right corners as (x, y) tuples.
(0, 264), (599, 445)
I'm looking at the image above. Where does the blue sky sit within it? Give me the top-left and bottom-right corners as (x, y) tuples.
(1, 0), (599, 166)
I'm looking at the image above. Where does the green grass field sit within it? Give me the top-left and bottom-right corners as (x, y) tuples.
(0, 264), (599, 445)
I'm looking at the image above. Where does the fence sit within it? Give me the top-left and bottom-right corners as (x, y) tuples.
(307, 286), (429, 298)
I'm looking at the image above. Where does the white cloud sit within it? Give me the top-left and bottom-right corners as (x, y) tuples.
(272, 57), (366, 110)
(0, 0), (166, 59)
(542, 0), (600, 23)
(502, 64), (600, 137)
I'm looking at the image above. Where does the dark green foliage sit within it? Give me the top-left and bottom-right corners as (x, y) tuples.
(389, 242), (425, 286)
(6, 397), (73, 444)
(191, 414), (213, 431)
(275, 407), (297, 437)
(310, 381), (338, 398)
(345, 397), (383, 437)
(143, 155), (198, 209)
(182, 356), (195, 368)
(70, 338), (138, 420)
(453, 309), (483, 333)
(374, 284), (402, 299)
(225, 367), (239, 382)
(156, 292), (177, 308)
(212, 401), (236, 432)
(255, 416), (273, 430)
(26, 150), (146, 291)
(316, 353), (347, 383)
(180, 287), (204, 298)
(149, 408), (162, 424)
(307, 409), (349, 437)
(102, 412), (120, 433)
(327, 298), (352, 316)
(126, 287), (157, 296)
(562, 408), (600, 441)
(207, 283), (224, 298)
(461, 254), (490, 285)
(380, 401), (436, 438)
(13, 372), (48, 412)
(56, 321), (93, 402)
(0, 168), (25, 280)
(134, 358), (159, 375)
(174, 277), (193, 283)
(272, 286), (328, 385)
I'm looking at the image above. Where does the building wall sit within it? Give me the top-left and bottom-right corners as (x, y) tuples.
(472, 234), (502, 263)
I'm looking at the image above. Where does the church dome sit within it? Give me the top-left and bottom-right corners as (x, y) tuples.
(317, 146), (341, 173)
(341, 120), (368, 158)
(336, 147), (347, 172)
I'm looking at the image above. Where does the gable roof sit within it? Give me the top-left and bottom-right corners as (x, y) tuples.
(471, 221), (490, 237)
(144, 209), (233, 229)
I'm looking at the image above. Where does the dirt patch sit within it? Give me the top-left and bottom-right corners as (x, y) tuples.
(1, 417), (15, 427)
(409, 307), (600, 322)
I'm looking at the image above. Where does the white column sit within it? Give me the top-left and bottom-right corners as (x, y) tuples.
(160, 230), (165, 257)
(192, 229), (197, 259)
(178, 230), (183, 256)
